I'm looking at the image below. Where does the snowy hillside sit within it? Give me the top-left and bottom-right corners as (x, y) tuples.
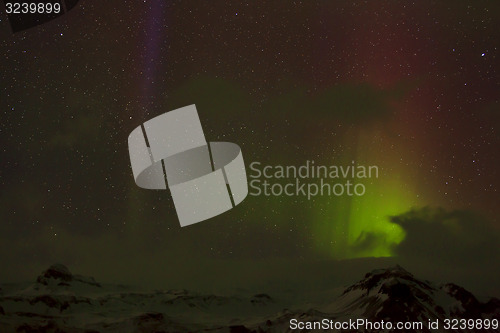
(0, 264), (498, 332)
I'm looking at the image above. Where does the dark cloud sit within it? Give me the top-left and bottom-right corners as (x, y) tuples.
(390, 207), (500, 296)
(392, 207), (499, 265)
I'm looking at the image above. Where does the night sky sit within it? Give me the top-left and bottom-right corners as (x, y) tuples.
(0, 1), (499, 295)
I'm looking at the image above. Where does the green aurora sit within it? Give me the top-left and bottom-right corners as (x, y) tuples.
(313, 128), (423, 259)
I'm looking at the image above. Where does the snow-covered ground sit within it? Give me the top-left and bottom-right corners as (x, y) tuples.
(0, 264), (498, 332)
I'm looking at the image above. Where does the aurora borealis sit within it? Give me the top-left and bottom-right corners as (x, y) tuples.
(1, 1), (499, 295)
